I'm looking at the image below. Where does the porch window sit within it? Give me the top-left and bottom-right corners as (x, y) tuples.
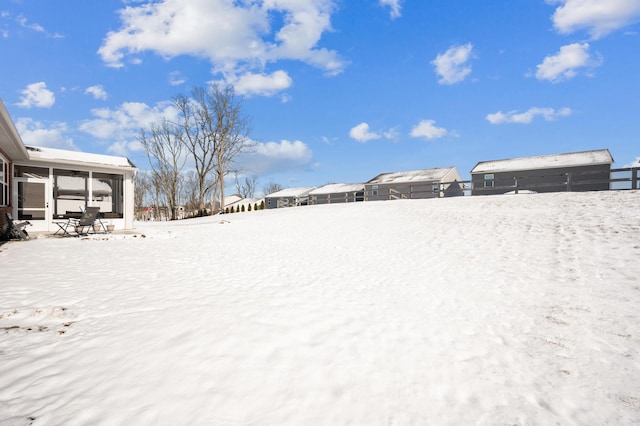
(91, 173), (124, 218)
(53, 169), (89, 217)
(0, 155), (7, 206)
(484, 174), (495, 188)
(52, 169), (124, 218)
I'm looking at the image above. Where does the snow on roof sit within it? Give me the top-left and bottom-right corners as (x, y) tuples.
(266, 187), (316, 198)
(27, 146), (136, 169)
(223, 194), (243, 206)
(367, 167), (456, 184)
(309, 183), (365, 195)
(471, 149), (613, 174)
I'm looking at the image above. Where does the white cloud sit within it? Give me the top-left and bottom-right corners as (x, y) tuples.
(410, 120), (450, 140)
(535, 43), (601, 82)
(380, 0), (402, 19)
(548, 0), (640, 39)
(107, 140), (145, 157)
(169, 71), (186, 86)
(349, 122), (381, 142)
(16, 15), (44, 33)
(230, 70), (293, 97)
(15, 118), (76, 150)
(78, 101), (179, 142)
(15, 14), (64, 38)
(624, 157), (640, 167)
(411, 120), (449, 140)
(98, 0), (346, 81)
(486, 107), (572, 124)
(85, 85), (108, 100)
(432, 43), (474, 85)
(17, 82), (55, 109)
(240, 139), (314, 175)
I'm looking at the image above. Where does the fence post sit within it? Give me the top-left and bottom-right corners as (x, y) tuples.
(566, 172), (572, 192)
(633, 168), (638, 190)
(513, 177), (518, 194)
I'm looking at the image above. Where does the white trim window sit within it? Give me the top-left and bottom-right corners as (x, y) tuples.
(0, 154), (8, 206)
(483, 173), (495, 188)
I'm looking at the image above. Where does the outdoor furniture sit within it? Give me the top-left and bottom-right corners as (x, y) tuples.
(54, 207), (101, 237)
(2, 212), (31, 241)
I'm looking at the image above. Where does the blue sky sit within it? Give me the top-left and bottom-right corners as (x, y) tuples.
(1, 0), (639, 190)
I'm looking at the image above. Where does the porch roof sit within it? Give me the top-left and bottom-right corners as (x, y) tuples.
(26, 146), (136, 171)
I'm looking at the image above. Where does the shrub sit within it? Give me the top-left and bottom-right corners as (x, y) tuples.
(241, 204), (245, 212)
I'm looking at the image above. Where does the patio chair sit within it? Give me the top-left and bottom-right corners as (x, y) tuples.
(54, 207), (101, 237)
(2, 212), (31, 241)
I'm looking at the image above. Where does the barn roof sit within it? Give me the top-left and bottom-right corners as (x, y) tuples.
(266, 187), (316, 198)
(471, 149), (613, 174)
(366, 167), (458, 184)
(309, 183), (365, 195)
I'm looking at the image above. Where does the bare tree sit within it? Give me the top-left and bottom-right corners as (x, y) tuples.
(262, 181), (284, 197)
(175, 85), (251, 215)
(140, 119), (186, 220)
(235, 173), (258, 199)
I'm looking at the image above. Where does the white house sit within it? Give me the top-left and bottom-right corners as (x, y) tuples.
(0, 99), (137, 233)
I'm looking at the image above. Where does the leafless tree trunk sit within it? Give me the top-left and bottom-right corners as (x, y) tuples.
(134, 171), (152, 220)
(140, 119), (186, 220)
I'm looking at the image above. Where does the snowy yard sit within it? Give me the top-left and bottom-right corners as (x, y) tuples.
(1, 191), (639, 425)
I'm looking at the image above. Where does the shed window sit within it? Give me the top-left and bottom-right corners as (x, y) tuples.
(372, 185), (379, 196)
(432, 183), (439, 192)
(0, 155), (7, 206)
(483, 174), (494, 188)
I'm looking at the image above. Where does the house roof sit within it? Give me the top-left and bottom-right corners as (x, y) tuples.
(309, 183), (365, 195)
(265, 187), (316, 198)
(26, 146), (136, 170)
(366, 167), (458, 184)
(0, 99), (29, 160)
(471, 149), (614, 174)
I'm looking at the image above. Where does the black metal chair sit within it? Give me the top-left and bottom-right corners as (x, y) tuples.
(54, 207), (101, 237)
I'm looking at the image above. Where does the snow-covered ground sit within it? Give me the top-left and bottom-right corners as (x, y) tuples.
(1, 191), (639, 425)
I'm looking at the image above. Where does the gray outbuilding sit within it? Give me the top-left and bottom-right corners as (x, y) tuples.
(308, 183), (365, 205)
(470, 149), (614, 195)
(364, 167), (463, 201)
(264, 187), (315, 209)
